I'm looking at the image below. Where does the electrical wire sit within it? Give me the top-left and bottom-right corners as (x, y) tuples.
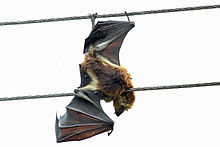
(0, 4), (220, 26)
(1, 81), (220, 101)
(0, 93), (76, 101)
(127, 82), (220, 92)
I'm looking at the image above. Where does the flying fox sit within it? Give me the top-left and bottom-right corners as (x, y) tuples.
(56, 20), (135, 142)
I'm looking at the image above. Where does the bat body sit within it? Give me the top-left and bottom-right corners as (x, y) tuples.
(56, 20), (135, 142)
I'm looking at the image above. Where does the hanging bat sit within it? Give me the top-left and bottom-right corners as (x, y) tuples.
(56, 20), (135, 142)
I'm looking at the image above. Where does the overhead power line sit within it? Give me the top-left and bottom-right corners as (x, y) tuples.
(1, 81), (220, 101)
(0, 4), (220, 26)
(0, 93), (76, 101)
(127, 81), (220, 92)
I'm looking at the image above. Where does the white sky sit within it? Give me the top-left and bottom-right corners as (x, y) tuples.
(1, 0), (220, 147)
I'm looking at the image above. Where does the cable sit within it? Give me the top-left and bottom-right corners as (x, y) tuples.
(0, 4), (220, 26)
(1, 81), (220, 101)
(0, 93), (76, 101)
(127, 81), (220, 92)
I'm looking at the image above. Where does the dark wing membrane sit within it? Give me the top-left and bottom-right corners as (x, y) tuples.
(56, 90), (114, 142)
(98, 33), (127, 65)
(84, 20), (135, 65)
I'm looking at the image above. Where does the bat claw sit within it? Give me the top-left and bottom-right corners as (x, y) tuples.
(108, 129), (113, 136)
(74, 89), (80, 94)
(124, 11), (130, 22)
(89, 13), (98, 29)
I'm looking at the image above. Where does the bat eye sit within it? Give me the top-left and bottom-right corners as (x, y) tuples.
(121, 92), (126, 96)
(120, 106), (125, 110)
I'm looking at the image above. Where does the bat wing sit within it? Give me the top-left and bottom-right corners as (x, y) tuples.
(84, 20), (135, 65)
(55, 65), (114, 142)
(55, 90), (114, 142)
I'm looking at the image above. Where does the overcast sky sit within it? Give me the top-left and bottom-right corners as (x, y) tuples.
(1, 0), (220, 147)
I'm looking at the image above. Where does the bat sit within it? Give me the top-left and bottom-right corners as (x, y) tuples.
(56, 20), (135, 142)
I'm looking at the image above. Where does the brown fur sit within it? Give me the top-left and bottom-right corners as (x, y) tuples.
(81, 52), (135, 112)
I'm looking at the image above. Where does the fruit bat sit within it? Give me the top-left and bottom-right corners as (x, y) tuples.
(56, 20), (135, 142)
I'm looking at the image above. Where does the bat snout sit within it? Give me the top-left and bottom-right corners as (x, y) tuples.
(115, 105), (126, 117)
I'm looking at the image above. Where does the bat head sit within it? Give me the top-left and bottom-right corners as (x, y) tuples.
(84, 20), (135, 65)
(113, 92), (135, 116)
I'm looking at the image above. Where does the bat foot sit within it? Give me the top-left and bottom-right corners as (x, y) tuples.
(89, 13), (98, 29)
(124, 11), (130, 22)
(74, 89), (79, 93)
